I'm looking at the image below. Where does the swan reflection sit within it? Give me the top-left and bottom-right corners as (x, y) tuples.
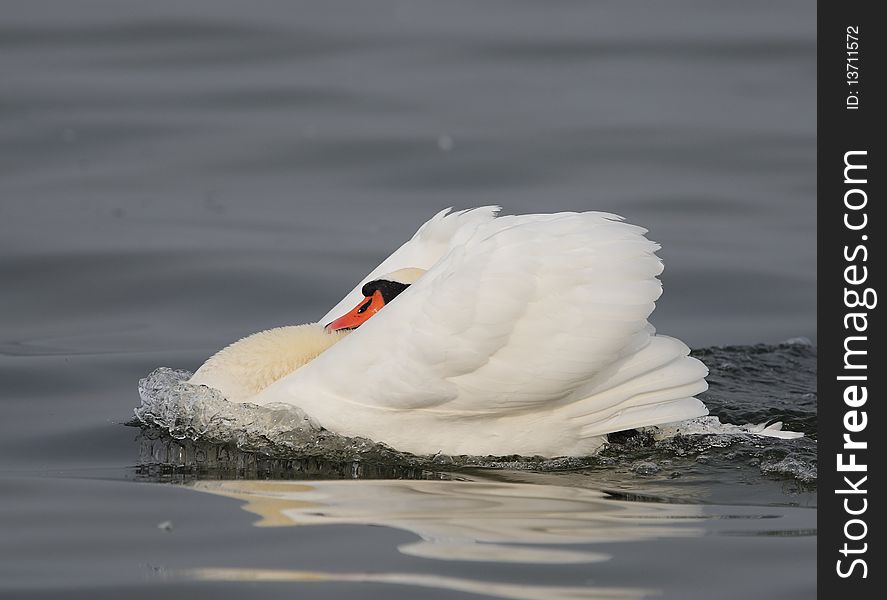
(187, 480), (705, 599)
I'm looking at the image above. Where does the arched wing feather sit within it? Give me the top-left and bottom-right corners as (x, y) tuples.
(319, 206), (500, 326)
(286, 211), (666, 416)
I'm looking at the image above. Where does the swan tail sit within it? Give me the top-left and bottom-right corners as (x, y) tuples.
(560, 335), (709, 439)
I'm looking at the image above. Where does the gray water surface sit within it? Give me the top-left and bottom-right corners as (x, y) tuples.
(1, 1), (815, 598)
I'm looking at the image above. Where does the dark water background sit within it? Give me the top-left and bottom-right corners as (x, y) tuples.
(1, 1), (815, 598)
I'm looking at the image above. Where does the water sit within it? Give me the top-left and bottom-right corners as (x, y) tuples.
(131, 343), (816, 488)
(0, 1), (815, 598)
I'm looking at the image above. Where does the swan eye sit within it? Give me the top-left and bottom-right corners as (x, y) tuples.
(356, 298), (372, 314)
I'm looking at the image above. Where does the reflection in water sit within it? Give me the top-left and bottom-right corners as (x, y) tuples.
(135, 429), (438, 481)
(190, 568), (647, 600)
(193, 480), (703, 562)
(187, 480), (706, 599)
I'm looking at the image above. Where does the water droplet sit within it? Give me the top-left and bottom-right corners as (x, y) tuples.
(437, 134), (454, 152)
(632, 461), (660, 475)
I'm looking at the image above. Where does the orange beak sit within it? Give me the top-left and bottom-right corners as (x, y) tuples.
(324, 290), (386, 333)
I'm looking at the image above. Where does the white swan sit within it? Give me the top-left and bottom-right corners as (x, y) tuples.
(189, 207), (709, 456)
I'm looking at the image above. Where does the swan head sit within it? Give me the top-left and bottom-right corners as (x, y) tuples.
(324, 267), (425, 333)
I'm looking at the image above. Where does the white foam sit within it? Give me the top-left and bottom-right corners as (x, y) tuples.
(650, 416), (804, 440)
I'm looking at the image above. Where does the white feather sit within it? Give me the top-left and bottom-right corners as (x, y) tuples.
(246, 209), (709, 456)
(189, 324), (346, 403)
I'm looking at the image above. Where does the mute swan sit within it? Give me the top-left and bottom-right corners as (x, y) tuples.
(189, 207), (709, 456)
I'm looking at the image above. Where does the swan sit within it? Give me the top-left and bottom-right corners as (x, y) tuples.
(189, 207), (709, 456)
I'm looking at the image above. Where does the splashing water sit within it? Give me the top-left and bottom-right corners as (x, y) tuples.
(131, 342), (817, 485)
(135, 367), (406, 461)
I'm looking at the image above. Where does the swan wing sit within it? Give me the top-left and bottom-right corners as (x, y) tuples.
(274, 211), (680, 420)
